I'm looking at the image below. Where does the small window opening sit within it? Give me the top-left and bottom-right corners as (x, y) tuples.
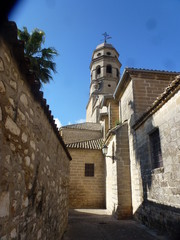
(106, 65), (112, 74)
(96, 66), (101, 75)
(108, 84), (111, 87)
(149, 128), (163, 169)
(85, 163), (94, 177)
(107, 52), (111, 56)
(116, 69), (119, 78)
(97, 53), (101, 57)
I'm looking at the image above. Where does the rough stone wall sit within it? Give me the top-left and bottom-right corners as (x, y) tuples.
(60, 128), (102, 144)
(68, 148), (105, 208)
(133, 89), (180, 234)
(0, 37), (70, 239)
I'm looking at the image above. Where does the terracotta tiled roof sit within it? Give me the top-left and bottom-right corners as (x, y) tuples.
(0, 21), (72, 160)
(133, 75), (180, 130)
(66, 138), (104, 150)
(61, 122), (102, 131)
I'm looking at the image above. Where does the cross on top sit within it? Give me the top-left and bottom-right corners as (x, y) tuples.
(102, 32), (112, 43)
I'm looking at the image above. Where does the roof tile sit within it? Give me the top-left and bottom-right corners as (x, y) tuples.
(66, 138), (104, 150)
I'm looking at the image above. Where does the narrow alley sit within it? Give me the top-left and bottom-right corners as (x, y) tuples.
(62, 209), (168, 240)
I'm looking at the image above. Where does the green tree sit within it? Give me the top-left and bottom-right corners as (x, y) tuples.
(18, 27), (58, 86)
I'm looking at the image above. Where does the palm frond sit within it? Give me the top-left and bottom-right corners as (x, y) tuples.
(18, 26), (58, 86)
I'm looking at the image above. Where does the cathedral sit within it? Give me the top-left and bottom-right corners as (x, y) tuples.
(1, 19), (179, 238)
(60, 40), (180, 232)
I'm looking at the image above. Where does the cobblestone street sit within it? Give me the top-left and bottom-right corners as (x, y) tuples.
(62, 209), (168, 240)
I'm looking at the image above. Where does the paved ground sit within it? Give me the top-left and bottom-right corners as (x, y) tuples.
(62, 209), (168, 240)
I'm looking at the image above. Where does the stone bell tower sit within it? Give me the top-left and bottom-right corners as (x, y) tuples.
(86, 38), (122, 123)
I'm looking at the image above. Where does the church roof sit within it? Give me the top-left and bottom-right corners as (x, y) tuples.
(66, 138), (103, 150)
(96, 42), (113, 49)
(61, 122), (102, 131)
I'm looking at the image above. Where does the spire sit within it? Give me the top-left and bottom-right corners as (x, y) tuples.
(102, 32), (112, 43)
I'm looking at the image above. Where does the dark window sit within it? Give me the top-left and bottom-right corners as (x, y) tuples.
(149, 129), (163, 169)
(116, 69), (119, 78)
(106, 65), (112, 73)
(107, 52), (111, 55)
(85, 164), (94, 177)
(97, 53), (101, 56)
(96, 66), (101, 75)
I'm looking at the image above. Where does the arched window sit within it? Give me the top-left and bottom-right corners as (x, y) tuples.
(106, 64), (112, 74)
(96, 65), (101, 75)
(116, 69), (119, 78)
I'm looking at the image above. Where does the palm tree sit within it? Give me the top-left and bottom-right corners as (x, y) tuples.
(18, 27), (58, 86)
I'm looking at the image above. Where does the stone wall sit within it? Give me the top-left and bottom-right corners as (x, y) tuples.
(133, 88), (180, 234)
(105, 135), (118, 213)
(0, 30), (70, 239)
(120, 80), (135, 124)
(60, 128), (102, 144)
(133, 74), (174, 120)
(108, 100), (119, 129)
(116, 123), (132, 219)
(68, 148), (105, 208)
(105, 123), (132, 219)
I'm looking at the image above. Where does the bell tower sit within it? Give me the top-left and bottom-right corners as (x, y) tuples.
(86, 39), (122, 123)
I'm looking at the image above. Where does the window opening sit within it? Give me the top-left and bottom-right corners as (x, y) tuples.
(85, 163), (94, 177)
(149, 128), (163, 169)
(96, 66), (101, 75)
(106, 65), (112, 74)
(116, 69), (119, 78)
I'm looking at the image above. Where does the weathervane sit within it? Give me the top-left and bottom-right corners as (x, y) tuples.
(102, 32), (112, 43)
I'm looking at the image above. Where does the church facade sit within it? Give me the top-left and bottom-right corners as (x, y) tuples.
(60, 42), (180, 233)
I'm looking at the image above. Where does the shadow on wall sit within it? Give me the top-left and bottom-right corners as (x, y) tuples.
(130, 115), (180, 239)
(135, 200), (180, 240)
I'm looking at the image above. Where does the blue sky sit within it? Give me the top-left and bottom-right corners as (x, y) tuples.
(9, 0), (180, 127)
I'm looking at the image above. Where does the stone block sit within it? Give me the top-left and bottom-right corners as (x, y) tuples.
(10, 228), (17, 239)
(10, 80), (17, 90)
(0, 57), (4, 71)
(24, 156), (30, 167)
(5, 116), (20, 136)
(29, 141), (36, 151)
(0, 192), (9, 217)
(0, 106), (2, 121)
(0, 80), (5, 92)
(22, 132), (28, 143)
(20, 93), (28, 108)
